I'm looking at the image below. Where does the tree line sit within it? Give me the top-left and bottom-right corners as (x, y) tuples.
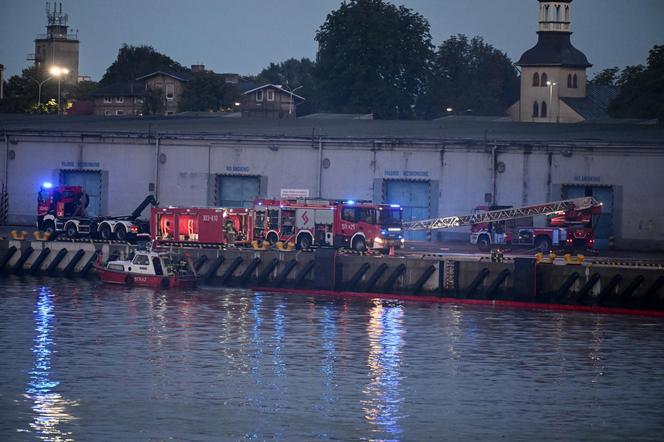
(0, 0), (661, 121)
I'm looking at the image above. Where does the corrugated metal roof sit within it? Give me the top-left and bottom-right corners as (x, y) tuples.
(561, 84), (620, 120)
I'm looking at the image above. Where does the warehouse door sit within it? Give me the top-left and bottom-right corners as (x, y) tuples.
(562, 185), (613, 249)
(60, 170), (102, 216)
(385, 180), (430, 241)
(217, 175), (260, 208)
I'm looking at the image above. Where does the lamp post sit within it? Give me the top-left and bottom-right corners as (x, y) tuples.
(284, 83), (303, 116)
(28, 76), (52, 106)
(49, 66), (69, 115)
(546, 81), (557, 123)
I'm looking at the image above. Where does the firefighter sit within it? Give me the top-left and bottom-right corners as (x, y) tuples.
(224, 219), (237, 246)
(74, 192), (89, 217)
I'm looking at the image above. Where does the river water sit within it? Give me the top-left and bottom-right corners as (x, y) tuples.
(1, 277), (663, 441)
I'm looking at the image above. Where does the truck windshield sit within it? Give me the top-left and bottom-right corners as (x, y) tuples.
(379, 208), (402, 227)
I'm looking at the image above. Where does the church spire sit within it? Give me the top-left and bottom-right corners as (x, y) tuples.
(538, 1), (572, 33)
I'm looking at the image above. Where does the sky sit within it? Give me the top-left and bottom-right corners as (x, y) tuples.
(1, 0), (663, 81)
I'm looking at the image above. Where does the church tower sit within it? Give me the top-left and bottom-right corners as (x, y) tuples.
(509, 0), (592, 123)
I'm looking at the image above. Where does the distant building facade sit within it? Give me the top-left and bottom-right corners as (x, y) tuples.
(30, 2), (79, 84)
(508, 1), (613, 123)
(136, 71), (192, 115)
(240, 84), (305, 119)
(91, 82), (145, 116)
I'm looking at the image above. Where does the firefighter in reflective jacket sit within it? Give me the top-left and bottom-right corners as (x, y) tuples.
(224, 219), (237, 246)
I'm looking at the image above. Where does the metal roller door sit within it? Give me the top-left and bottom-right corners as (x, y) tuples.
(385, 180), (430, 241)
(563, 184), (613, 249)
(217, 175), (260, 208)
(60, 170), (102, 216)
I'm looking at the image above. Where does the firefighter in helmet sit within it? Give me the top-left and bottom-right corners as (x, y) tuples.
(224, 218), (237, 246)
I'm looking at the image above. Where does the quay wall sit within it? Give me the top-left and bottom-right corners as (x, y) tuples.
(1, 240), (662, 314)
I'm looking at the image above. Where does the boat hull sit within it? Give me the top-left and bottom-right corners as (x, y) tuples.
(95, 266), (196, 289)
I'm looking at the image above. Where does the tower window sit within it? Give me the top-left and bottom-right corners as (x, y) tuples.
(541, 72), (548, 86)
(533, 72), (540, 87)
(532, 101), (539, 118)
(541, 101), (548, 118)
(573, 74), (578, 88)
(565, 5), (570, 21)
(567, 74), (573, 88)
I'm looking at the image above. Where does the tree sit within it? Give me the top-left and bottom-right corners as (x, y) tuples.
(609, 45), (664, 122)
(315, 0), (432, 119)
(69, 80), (99, 101)
(142, 87), (166, 115)
(100, 44), (188, 87)
(590, 67), (620, 86)
(258, 58), (319, 115)
(178, 72), (231, 112)
(0, 66), (58, 113)
(417, 35), (519, 118)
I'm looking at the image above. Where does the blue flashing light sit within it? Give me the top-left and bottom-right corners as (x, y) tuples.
(346, 200), (355, 205)
(42, 182), (53, 189)
(390, 204), (400, 208)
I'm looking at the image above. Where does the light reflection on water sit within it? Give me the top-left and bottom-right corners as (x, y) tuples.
(0, 277), (664, 441)
(25, 286), (78, 441)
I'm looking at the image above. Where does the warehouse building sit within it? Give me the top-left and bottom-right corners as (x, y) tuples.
(1, 114), (663, 250)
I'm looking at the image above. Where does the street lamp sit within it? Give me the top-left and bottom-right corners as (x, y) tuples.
(546, 81), (557, 123)
(284, 83), (303, 116)
(28, 76), (52, 106)
(49, 66), (69, 115)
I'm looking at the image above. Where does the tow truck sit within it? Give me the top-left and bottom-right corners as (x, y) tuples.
(403, 197), (602, 253)
(37, 182), (157, 241)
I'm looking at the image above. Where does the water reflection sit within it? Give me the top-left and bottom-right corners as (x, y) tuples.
(362, 301), (406, 440)
(25, 286), (78, 441)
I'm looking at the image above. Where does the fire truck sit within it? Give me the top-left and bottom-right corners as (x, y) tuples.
(403, 197), (602, 253)
(37, 183), (157, 241)
(150, 206), (254, 246)
(253, 199), (405, 251)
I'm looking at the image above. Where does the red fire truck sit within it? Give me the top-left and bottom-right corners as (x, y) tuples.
(150, 206), (254, 246)
(403, 197), (602, 253)
(253, 199), (404, 251)
(37, 182), (156, 241)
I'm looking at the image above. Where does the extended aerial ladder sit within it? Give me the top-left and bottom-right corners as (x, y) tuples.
(403, 197), (602, 231)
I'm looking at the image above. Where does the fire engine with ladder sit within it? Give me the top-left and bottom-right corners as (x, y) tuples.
(403, 197), (602, 253)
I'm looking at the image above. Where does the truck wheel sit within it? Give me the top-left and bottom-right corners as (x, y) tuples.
(43, 221), (57, 240)
(535, 236), (552, 253)
(352, 236), (367, 252)
(99, 224), (112, 241)
(115, 225), (127, 242)
(65, 223), (78, 239)
(267, 232), (278, 245)
(477, 235), (491, 252)
(297, 234), (312, 250)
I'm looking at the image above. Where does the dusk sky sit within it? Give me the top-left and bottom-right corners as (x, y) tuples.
(2, 0), (663, 81)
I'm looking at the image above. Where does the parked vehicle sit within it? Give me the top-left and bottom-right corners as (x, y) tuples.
(253, 199), (404, 251)
(37, 182), (157, 241)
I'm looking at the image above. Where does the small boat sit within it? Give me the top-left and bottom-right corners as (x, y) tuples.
(96, 245), (197, 288)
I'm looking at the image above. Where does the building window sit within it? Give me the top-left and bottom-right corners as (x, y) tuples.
(135, 97), (143, 104)
(116, 97), (124, 103)
(532, 73), (540, 87)
(564, 5), (570, 21)
(267, 89), (274, 101)
(573, 74), (578, 88)
(256, 90), (263, 101)
(104, 97), (112, 103)
(104, 110), (112, 116)
(165, 83), (174, 100)
(541, 101), (548, 118)
(541, 72), (548, 86)
(116, 110), (124, 116)
(532, 101), (539, 117)
(567, 74), (573, 88)
(166, 111), (174, 115)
